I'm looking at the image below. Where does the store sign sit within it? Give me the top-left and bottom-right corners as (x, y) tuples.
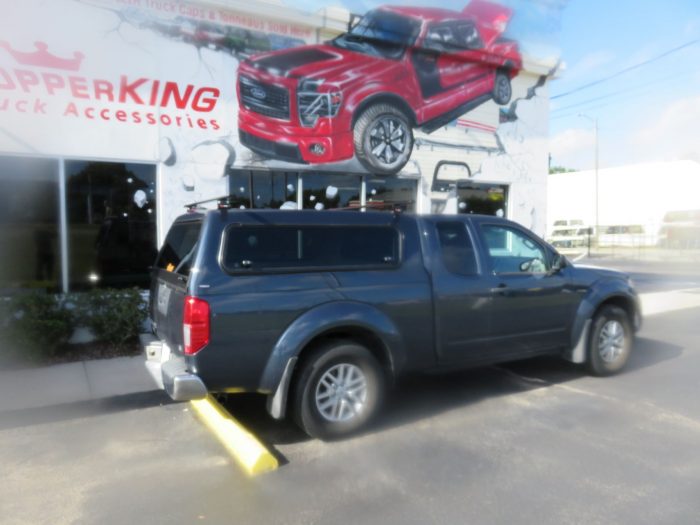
(0, 40), (221, 130)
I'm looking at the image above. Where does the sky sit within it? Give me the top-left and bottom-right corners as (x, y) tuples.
(549, 0), (700, 170)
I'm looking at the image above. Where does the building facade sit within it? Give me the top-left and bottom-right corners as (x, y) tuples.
(0, 0), (554, 293)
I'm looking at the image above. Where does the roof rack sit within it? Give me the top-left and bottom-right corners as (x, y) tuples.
(329, 201), (414, 214)
(184, 197), (414, 214)
(184, 195), (236, 211)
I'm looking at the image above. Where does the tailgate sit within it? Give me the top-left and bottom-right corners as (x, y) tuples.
(152, 270), (188, 353)
(151, 218), (203, 354)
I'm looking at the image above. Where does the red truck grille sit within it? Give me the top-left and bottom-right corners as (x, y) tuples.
(239, 75), (290, 121)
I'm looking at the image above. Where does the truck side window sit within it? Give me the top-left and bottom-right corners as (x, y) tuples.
(481, 225), (549, 274)
(223, 225), (399, 271)
(436, 222), (477, 275)
(155, 221), (202, 276)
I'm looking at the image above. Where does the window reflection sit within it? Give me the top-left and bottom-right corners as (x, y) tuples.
(0, 156), (60, 292)
(457, 183), (507, 217)
(367, 177), (417, 212)
(66, 161), (157, 289)
(302, 173), (361, 210)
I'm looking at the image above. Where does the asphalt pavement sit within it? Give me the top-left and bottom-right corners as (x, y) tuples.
(2, 260), (700, 525)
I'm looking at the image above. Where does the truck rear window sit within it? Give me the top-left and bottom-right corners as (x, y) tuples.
(155, 221), (202, 275)
(223, 225), (399, 271)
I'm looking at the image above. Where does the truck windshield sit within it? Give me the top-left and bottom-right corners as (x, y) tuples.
(333, 10), (420, 59)
(155, 220), (202, 276)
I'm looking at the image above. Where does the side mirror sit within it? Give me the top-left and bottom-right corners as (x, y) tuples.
(550, 254), (567, 274)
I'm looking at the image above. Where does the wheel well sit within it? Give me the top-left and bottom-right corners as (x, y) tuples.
(294, 327), (395, 383)
(352, 94), (416, 127)
(594, 295), (636, 324)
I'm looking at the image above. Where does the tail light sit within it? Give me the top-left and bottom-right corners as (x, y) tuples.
(183, 296), (210, 355)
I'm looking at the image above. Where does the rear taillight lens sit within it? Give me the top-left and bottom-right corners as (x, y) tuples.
(183, 296), (210, 355)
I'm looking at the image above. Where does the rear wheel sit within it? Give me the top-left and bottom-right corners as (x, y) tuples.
(587, 305), (632, 376)
(492, 70), (512, 105)
(292, 341), (385, 440)
(353, 103), (413, 175)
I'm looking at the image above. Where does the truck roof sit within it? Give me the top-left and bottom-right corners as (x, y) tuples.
(176, 209), (512, 227)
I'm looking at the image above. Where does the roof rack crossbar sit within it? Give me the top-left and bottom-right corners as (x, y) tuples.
(184, 195), (235, 210)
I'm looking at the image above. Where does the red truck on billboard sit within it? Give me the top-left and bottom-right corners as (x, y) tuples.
(237, 1), (521, 175)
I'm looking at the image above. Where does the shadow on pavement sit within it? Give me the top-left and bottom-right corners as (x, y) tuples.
(0, 390), (175, 432)
(222, 336), (682, 449)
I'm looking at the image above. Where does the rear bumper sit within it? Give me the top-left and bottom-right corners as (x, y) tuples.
(142, 334), (207, 401)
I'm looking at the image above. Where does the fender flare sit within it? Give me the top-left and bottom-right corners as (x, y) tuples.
(260, 301), (405, 417)
(565, 280), (639, 363)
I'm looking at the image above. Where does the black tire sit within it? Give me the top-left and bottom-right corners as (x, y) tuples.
(586, 305), (632, 376)
(492, 70), (512, 105)
(292, 341), (385, 440)
(353, 103), (413, 175)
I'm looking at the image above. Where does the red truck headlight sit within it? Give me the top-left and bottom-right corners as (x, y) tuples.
(298, 91), (342, 127)
(183, 296), (210, 355)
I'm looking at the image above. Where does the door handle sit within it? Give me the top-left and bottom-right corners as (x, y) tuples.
(490, 283), (510, 295)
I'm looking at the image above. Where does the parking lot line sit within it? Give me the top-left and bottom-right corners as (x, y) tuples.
(190, 395), (279, 476)
(640, 287), (700, 316)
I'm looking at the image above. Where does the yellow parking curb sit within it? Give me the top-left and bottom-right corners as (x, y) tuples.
(190, 395), (279, 476)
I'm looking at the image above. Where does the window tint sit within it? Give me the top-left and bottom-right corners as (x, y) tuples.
(436, 222), (478, 275)
(482, 225), (549, 274)
(156, 221), (202, 276)
(223, 226), (399, 271)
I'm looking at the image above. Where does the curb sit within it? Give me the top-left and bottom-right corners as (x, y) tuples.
(190, 395), (279, 476)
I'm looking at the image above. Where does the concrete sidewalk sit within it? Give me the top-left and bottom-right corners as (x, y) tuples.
(0, 356), (157, 413)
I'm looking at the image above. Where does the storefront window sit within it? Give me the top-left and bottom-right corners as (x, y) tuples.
(367, 177), (418, 212)
(302, 173), (361, 210)
(252, 171), (298, 209)
(0, 156), (60, 292)
(229, 170), (416, 212)
(66, 161), (157, 289)
(457, 183), (508, 217)
(228, 169), (252, 209)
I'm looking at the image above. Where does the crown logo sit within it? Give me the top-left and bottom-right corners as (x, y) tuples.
(0, 41), (84, 71)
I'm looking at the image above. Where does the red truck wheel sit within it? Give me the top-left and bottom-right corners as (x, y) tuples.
(493, 71), (513, 105)
(353, 103), (413, 175)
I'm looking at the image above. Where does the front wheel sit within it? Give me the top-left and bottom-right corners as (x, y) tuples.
(292, 341), (385, 440)
(353, 103), (413, 175)
(587, 305), (633, 376)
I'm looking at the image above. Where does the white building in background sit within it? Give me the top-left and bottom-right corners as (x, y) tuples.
(547, 160), (700, 242)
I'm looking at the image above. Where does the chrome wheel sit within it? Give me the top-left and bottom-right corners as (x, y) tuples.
(598, 320), (625, 363)
(368, 116), (409, 168)
(314, 363), (368, 422)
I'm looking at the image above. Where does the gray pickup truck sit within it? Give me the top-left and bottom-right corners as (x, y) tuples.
(144, 208), (641, 439)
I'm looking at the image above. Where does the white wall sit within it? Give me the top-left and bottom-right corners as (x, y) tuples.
(547, 160), (700, 234)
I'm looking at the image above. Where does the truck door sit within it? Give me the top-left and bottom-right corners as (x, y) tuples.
(412, 21), (487, 100)
(426, 219), (494, 363)
(475, 221), (577, 355)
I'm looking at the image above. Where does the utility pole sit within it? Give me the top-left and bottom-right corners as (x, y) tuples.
(579, 114), (599, 250)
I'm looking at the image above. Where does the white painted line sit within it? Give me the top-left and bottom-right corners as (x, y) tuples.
(639, 288), (700, 317)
